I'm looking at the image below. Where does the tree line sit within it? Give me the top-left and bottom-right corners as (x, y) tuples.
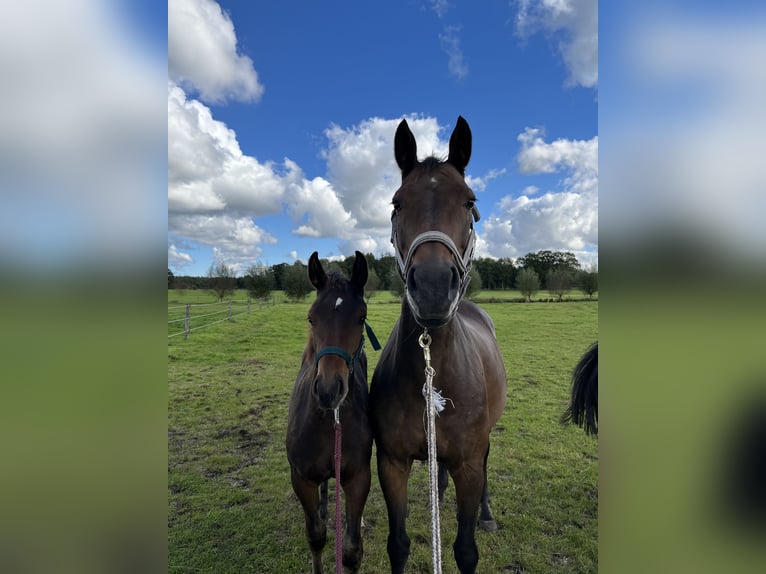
(168, 249), (597, 303)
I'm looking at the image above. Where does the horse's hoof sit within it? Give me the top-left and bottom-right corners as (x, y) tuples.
(478, 519), (498, 532)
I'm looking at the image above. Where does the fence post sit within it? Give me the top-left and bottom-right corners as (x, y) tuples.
(228, 300), (232, 321)
(247, 297), (251, 314)
(184, 304), (190, 340)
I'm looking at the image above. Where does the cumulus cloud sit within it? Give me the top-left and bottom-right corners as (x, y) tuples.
(168, 0), (264, 103)
(467, 168), (507, 192)
(515, 0), (597, 88)
(439, 26), (469, 79)
(168, 213), (276, 273)
(283, 160), (357, 239)
(168, 82), (294, 267)
(323, 115), (446, 230)
(168, 244), (193, 269)
(481, 128), (598, 264)
(168, 83), (285, 216)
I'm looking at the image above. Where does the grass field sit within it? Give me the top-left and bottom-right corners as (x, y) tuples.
(168, 290), (598, 573)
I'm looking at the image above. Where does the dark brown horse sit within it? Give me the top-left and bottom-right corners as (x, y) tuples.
(369, 117), (508, 573)
(286, 251), (373, 574)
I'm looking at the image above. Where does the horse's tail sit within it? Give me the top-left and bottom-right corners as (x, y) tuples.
(561, 342), (598, 436)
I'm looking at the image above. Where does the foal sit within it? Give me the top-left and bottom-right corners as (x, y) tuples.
(286, 251), (373, 574)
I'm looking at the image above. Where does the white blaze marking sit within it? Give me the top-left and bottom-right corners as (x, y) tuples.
(335, 297), (343, 309)
(430, 177), (438, 185)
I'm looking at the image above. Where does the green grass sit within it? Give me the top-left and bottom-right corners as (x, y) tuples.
(168, 291), (598, 573)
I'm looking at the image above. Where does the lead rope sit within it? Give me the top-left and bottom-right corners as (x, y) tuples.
(419, 330), (443, 574)
(334, 407), (343, 574)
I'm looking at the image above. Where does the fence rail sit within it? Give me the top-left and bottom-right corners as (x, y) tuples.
(167, 298), (252, 339)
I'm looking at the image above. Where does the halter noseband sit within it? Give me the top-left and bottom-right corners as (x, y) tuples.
(314, 337), (365, 376)
(313, 322), (381, 375)
(391, 206), (479, 324)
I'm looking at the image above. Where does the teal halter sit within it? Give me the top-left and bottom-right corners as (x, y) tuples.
(314, 322), (381, 374)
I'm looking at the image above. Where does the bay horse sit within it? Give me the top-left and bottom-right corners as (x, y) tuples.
(286, 251), (373, 574)
(561, 342), (598, 436)
(369, 117), (508, 573)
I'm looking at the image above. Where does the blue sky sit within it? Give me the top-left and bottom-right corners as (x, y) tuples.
(168, 0), (598, 275)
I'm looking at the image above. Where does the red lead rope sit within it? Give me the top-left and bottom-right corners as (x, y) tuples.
(334, 409), (342, 574)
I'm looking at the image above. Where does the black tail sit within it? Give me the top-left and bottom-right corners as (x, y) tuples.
(561, 342), (598, 436)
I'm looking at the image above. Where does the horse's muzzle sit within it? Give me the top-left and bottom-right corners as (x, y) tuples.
(312, 374), (347, 411)
(406, 261), (460, 328)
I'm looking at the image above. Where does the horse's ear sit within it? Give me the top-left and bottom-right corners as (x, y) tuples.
(308, 251), (327, 290)
(447, 116), (472, 176)
(350, 250), (368, 292)
(394, 119), (418, 180)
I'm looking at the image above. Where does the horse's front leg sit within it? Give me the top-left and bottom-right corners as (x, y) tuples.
(377, 451), (413, 574)
(450, 460), (485, 574)
(437, 461), (449, 507)
(319, 479), (329, 521)
(291, 467), (327, 574)
(340, 464), (371, 573)
(478, 443), (498, 531)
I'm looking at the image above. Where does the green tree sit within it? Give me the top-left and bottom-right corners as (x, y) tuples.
(389, 266), (405, 299)
(546, 268), (573, 302)
(207, 261), (236, 301)
(516, 268), (540, 302)
(245, 264), (275, 301)
(516, 250), (580, 289)
(579, 269), (598, 299)
(168, 268), (175, 289)
(282, 261), (312, 302)
(364, 268), (380, 302)
(375, 255), (396, 290)
(465, 265), (482, 299)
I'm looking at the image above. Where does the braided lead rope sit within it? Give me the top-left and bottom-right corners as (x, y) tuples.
(418, 330), (443, 574)
(334, 407), (343, 574)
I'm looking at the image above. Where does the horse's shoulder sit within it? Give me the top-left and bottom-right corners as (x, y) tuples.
(458, 300), (496, 335)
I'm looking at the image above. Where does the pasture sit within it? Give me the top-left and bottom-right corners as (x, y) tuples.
(168, 290), (598, 573)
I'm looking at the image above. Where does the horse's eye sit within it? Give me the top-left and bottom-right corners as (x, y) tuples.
(359, 315), (367, 325)
(392, 200), (401, 214)
(307, 316), (314, 325)
(464, 199), (475, 210)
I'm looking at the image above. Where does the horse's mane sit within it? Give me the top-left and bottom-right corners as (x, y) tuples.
(420, 156), (448, 171)
(325, 271), (352, 292)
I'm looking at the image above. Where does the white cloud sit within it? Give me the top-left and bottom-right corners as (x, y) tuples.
(168, 244), (193, 268)
(169, 213), (277, 272)
(467, 168), (507, 192)
(439, 26), (469, 80)
(284, 161), (357, 239)
(428, 0), (450, 18)
(515, 0), (597, 88)
(480, 129), (597, 264)
(168, 83), (285, 216)
(321, 115), (449, 254)
(168, 0), (264, 103)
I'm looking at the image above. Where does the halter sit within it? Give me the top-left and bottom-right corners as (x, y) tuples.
(391, 205), (480, 324)
(314, 322), (381, 375)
